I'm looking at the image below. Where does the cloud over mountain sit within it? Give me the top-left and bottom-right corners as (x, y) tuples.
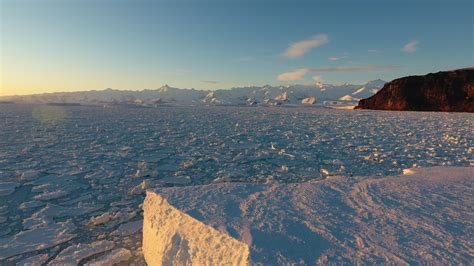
(277, 68), (310, 81)
(277, 65), (401, 81)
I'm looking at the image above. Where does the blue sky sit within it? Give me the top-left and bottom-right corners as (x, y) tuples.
(1, 0), (473, 95)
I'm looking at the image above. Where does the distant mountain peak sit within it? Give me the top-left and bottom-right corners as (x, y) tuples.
(364, 79), (387, 86)
(159, 84), (172, 92)
(1, 80), (386, 106)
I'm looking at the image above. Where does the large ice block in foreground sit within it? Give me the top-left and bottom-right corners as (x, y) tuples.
(143, 192), (249, 266)
(143, 167), (473, 264)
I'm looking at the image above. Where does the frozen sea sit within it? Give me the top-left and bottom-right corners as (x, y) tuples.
(0, 104), (473, 264)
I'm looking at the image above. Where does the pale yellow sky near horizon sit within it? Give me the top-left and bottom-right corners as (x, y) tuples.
(0, 78), (246, 97)
(2, 0), (472, 98)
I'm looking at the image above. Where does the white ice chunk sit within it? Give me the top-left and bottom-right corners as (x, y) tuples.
(48, 240), (114, 265)
(34, 190), (68, 201)
(84, 248), (132, 266)
(19, 170), (39, 181)
(19, 200), (46, 210)
(403, 168), (416, 175)
(0, 220), (76, 260)
(23, 203), (102, 230)
(143, 192), (250, 266)
(111, 220), (142, 236)
(301, 97), (316, 104)
(88, 212), (113, 226)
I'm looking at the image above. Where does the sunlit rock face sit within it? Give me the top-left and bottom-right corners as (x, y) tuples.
(143, 192), (249, 266)
(356, 68), (474, 112)
(143, 167), (473, 264)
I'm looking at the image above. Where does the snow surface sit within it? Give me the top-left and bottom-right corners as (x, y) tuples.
(48, 240), (114, 265)
(0, 104), (472, 264)
(147, 167), (473, 264)
(301, 96), (316, 104)
(352, 79), (386, 98)
(339, 94), (358, 101)
(352, 86), (366, 95)
(85, 248), (132, 266)
(143, 192), (249, 265)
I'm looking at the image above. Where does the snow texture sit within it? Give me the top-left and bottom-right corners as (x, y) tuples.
(84, 248), (132, 266)
(143, 192), (249, 265)
(147, 167), (473, 264)
(48, 240), (114, 265)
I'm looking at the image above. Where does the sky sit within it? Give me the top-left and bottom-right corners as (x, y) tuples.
(0, 0), (473, 96)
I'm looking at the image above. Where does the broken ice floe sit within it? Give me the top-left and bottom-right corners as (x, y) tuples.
(84, 248), (132, 266)
(0, 182), (20, 196)
(0, 105), (472, 264)
(0, 219), (76, 260)
(48, 240), (114, 265)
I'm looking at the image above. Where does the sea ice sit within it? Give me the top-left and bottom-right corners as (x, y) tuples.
(111, 220), (143, 236)
(19, 170), (39, 181)
(301, 97), (316, 104)
(143, 192), (249, 265)
(34, 190), (68, 201)
(16, 253), (51, 266)
(84, 248), (132, 266)
(88, 212), (113, 226)
(0, 105), (472, 264)
(48, 240), (114, 265)
(0, 182), (19, 196)
(19, 200), (46, 210)
(0, 220), (76, 260)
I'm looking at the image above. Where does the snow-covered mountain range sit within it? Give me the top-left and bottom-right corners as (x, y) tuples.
(1, 80), (386, 106)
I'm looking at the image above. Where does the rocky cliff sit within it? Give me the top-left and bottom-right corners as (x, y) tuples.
(356, 68), (474, 112)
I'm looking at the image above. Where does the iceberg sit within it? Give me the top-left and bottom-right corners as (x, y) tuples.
(143, 192), (250, 265)
(301, 96), (316, 104)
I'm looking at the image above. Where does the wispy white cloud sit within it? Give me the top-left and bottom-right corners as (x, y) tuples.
(201, 80), (220, 84)
(310, 65), (401, 72)
(402, 40), (419, 53)
(277, 65), (401, 81)
(281, 34), (329, 58)
(277, 68), (310, 81)
(328, 55), (348, 61)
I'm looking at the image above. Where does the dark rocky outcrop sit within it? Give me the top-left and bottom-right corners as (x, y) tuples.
(356, 68), (474, 112)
